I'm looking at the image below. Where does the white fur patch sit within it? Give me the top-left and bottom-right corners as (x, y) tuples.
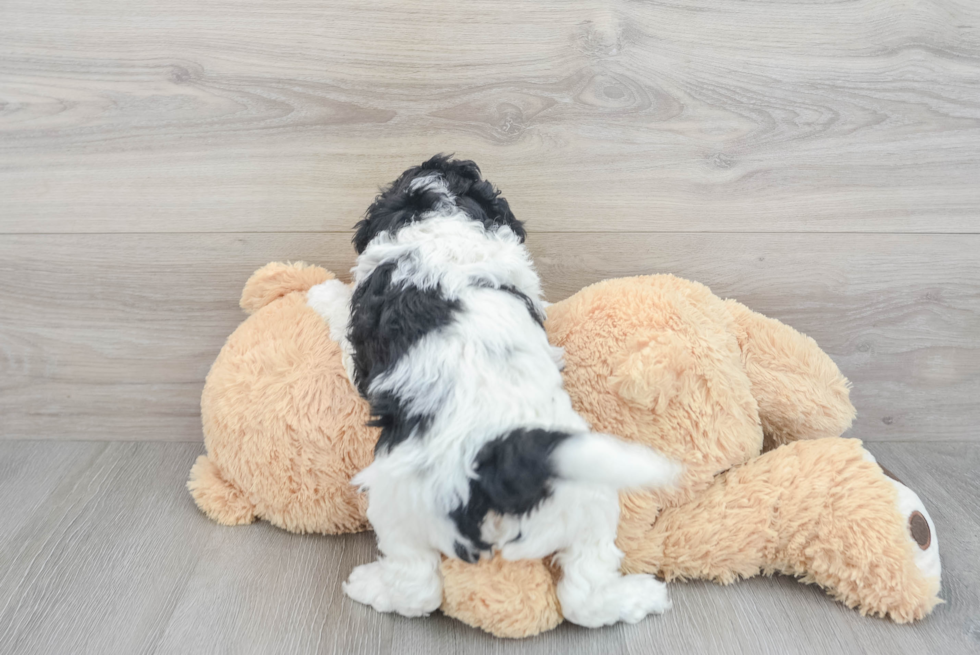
(307, 278), (356, 385)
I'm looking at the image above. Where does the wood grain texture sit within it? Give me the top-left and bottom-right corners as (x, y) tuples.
(0, 440), (977, 654)
(2, 232), (977, 442)
(2, 0), (980, 233)
(0, 441), (212, 655)
(0, 441), (103, 558)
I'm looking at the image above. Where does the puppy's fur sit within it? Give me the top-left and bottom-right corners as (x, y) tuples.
(320, 155), (682, 627)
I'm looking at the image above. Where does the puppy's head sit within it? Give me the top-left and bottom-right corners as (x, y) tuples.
(353, 154), (525, 254)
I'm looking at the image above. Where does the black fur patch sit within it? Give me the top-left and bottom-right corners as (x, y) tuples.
(347, 261), (460, 454)
(453, 540), (480, 564)
(347, 261), (461, 396)
(449, 428), (571, 554)
(352, 154), (525, 254)
(366, 391), (435, 455)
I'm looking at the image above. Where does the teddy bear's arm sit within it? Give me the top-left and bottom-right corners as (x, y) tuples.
(631, 438), (941, 623)
(723, 300), (856, 447)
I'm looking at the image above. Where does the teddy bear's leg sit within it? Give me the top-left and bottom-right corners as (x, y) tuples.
(186, 455), (256, 525)
(639, 438), (942, 622)
(723, 300), (856, 446)
(440, 555), (563, 638)
(504, 482), (671, 628)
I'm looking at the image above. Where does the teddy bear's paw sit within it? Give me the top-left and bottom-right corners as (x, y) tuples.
(559, 573), (671, 627)
(861, 450), (942, 586)
(343, 560), (442, 618)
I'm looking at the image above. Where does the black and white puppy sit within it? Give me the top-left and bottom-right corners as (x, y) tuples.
(312, 155), (682, 627)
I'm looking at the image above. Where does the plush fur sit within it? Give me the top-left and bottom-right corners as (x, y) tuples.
(190, 262), (371, 534)
(189, 265), (943, 638)
(325, 156), (682, 626)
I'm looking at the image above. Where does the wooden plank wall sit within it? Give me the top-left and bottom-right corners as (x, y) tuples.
(2, 0), (979, 442)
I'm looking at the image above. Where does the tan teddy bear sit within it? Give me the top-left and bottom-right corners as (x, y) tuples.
(188, 262), (941, 638)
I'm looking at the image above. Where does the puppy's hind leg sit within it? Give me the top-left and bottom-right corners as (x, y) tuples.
(552, 486), (671, 627)
(343, 473), (444, 618)
(343, 550), (443, 618)
(557, 542), (671, 627)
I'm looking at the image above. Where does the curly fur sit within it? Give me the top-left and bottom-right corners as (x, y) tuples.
(329, 156), (682, 626)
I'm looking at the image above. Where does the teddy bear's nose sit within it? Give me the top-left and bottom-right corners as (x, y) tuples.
(876, 464), (932, 550)
(908, 511), (931, 550)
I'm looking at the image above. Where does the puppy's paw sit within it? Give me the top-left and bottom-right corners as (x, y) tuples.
(343, 562), (393, 613)
(559, 573), (672, 627)
(343, 560), (443, 618)
(613, 574), (672, 623)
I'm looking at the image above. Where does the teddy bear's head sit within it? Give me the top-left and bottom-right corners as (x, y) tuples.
(546, 275), (766, 504)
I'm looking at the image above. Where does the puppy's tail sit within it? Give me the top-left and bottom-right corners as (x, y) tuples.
(553, 433), (683, 490)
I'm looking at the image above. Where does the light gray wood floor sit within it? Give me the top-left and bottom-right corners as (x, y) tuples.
(0, 440), (977, 655)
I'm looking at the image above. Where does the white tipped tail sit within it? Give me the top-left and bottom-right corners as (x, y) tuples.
(553, 433), (683, 490)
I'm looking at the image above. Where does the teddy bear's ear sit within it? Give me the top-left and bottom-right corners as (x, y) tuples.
(239, 261), (333, 314)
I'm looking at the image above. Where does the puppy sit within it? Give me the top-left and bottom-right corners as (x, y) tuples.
(315, 155), (682, 628)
